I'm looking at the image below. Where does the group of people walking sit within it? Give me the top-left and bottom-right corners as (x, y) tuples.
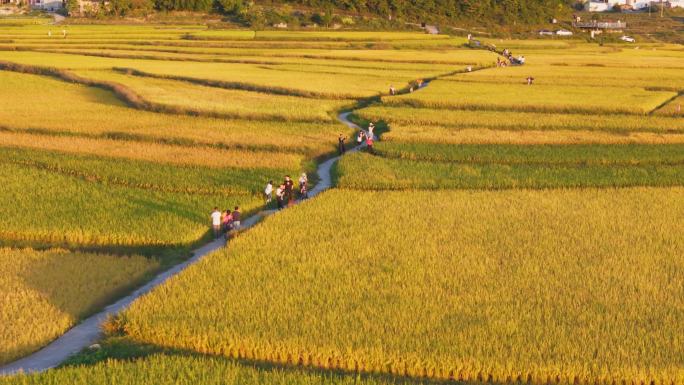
(264, 173), (309, 210)
(339, 122), (375, 155)
(356, 122), (375, 153)
(210, 206), (241, 239)
(211, 123), (375, 236)
(499, 49), (525, 66)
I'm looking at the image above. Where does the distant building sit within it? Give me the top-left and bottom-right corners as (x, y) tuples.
(27, 0), (63, 10)
(583, 0), (679, 11)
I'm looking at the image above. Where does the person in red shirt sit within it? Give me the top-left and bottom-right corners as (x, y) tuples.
(284, 176), (295, 206)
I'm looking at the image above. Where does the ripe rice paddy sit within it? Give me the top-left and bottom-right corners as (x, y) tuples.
(355, 106), (684, 134)
(383, 80), (675, 114)
(0, 354), (427, 385)
(336, 151), (684, 190)
(1, 25), (683, 385)
(122, 188), (684, 385)
(0, 248), (158, 365)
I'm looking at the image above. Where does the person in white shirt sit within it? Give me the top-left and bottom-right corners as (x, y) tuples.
(298, 173), (308, 199)
(275, 184), (286, 210)
(210, 207), (222, 238)
(264, 180), (273, 203)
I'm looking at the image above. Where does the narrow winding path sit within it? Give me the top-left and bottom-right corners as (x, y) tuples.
(0, 57), (496, 375)
(0, 112), (363, 376)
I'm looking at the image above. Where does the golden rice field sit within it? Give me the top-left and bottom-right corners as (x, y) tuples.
(655, 94), (684, 116)
(336, 151), (684, 190)
(443, 64), (684, 90)
(0, 72), (344, 156)
(383, 80), (675, 114)
(122, 188), (684, 385)
(356, 106), (684, 134)
(0, 354), (433, 385)
(1, 24), (683, 385)
(72, 69), (352, 122)
(0, 248), (158, 365)
(0, 50), (477, 99)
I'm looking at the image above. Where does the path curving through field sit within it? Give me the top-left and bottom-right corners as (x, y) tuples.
(0, 62), (490, 375)
(0, 112), (364, 376)
(0, 60), (470, 374)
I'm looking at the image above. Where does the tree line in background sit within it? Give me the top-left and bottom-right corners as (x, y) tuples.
(72, 0), (574, 26)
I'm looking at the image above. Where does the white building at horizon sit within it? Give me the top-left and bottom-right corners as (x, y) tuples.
(585, 0), (684, 11)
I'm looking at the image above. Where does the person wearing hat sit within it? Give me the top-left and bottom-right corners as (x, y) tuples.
(298, 173), (308, 199)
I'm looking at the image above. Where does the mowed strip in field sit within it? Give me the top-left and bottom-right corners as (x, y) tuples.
(122, 188), (684, 385)
(0, 248), (158, 364)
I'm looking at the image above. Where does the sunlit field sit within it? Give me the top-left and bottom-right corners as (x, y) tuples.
(123, 188), (684, 385)
(0, 24), (682, 385)
(0, 248), (158, 364)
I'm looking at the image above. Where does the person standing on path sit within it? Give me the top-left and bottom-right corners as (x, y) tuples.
(284, 175), (295, 206)
(367, 123), (375, 140)
(222, 209), (233, 233)
(356, 130), (365, 145)
(366, 135), (374, 153)
(231, 206), (241, 231)
(210, 207), (222, 238)
(264, 180), (273, 204)
(338, 134), (347, 155)
(276, 183), (286, 210)
(298, 173), (308, 199)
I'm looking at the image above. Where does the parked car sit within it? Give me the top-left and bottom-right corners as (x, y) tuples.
(555, 29), (573, 36)
(620, 35), (636, 43)
(539, 29), (554, 36)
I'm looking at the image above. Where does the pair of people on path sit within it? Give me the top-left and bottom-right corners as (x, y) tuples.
(359, 123), (375, 153)
(357, 122), (375, 144)
(210, 206), (241, 238)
